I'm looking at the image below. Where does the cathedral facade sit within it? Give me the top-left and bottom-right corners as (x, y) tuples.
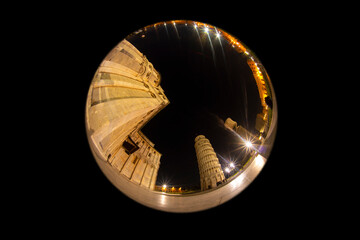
(109, 131), (161, 190)
(86, 39), (169, 190)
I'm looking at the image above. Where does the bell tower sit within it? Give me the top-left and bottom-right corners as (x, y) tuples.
(194, 135), (225, 191)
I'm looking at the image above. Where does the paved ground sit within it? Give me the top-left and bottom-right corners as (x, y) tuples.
(96, 153), (266, 213)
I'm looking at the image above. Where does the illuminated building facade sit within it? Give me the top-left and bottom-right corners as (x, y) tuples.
(247, 58), (270, 135)
(255, 113), (267, 137)
(195, 135), (225, 191)
(109, 131), (161, 190)
(224, 117), (261, 145)
(86, 39), (169, 190)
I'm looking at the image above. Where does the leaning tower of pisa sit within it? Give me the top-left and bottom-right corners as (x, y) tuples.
(194, 135), (225, 191)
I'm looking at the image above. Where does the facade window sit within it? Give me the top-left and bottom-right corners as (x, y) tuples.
(123, 138), (139, 154)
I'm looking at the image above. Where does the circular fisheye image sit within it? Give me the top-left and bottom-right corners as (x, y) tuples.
(85, 20), (277, 213)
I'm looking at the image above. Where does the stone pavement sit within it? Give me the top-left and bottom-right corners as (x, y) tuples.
(96, 153), (266, 213)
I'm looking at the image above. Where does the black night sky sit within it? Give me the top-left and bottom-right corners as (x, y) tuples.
(126, 22), (262, 188)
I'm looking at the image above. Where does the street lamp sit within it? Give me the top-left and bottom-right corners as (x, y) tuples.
(229, 162), (235, 169)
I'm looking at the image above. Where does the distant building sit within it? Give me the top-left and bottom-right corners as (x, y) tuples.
(224, 117), (261, 145)
(86, 39), (169, 190)
(194, 135), (225, 191)
(247, 58), (270, 132)
(247, 58), (269, 111)
(255, 113), (267, 137)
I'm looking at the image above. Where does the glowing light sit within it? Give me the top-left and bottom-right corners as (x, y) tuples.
(216, 32), (221, 38)
(204, 27), (209, 33)
(162, 184), (167, 189)
(194, 24), (197, 29)
(245, 141), (253, 148)
(229, 162), (235, 169)
(225, 167), (230, 173)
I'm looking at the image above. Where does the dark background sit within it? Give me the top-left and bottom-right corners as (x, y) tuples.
(31, 3), (326, 234)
